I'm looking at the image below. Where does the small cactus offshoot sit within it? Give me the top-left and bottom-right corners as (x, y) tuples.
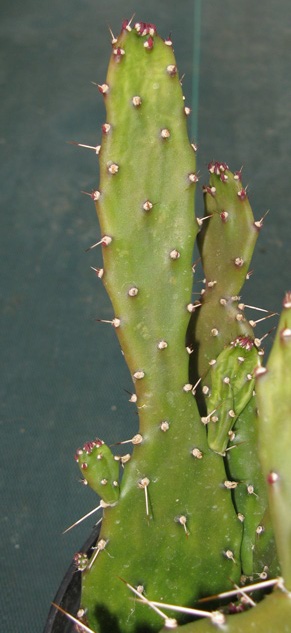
(65, 19), (291, 633)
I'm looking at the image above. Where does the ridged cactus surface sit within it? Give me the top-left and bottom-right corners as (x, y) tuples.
(68, 19), (291, 633)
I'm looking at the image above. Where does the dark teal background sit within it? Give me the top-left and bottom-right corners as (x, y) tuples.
(1, 1), (291, 631)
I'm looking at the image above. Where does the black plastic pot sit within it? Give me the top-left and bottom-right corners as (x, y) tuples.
(43, 525), (100, 633)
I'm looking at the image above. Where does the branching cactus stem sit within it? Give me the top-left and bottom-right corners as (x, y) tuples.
(69, 17), (291, 633)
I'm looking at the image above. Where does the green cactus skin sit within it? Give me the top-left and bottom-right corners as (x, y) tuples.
(256, 291), (291, 590)
(158, 590), (291, 632)
(76, 22), (245, 633)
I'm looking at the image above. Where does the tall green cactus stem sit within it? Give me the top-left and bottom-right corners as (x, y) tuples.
(256, 291), (291, 589)
(76, 23), (245, 633)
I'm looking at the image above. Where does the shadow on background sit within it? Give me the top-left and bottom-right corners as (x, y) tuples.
(1, 1), (290, 631)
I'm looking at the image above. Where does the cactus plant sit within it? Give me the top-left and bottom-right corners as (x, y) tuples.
(63, 19), (291, 633)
